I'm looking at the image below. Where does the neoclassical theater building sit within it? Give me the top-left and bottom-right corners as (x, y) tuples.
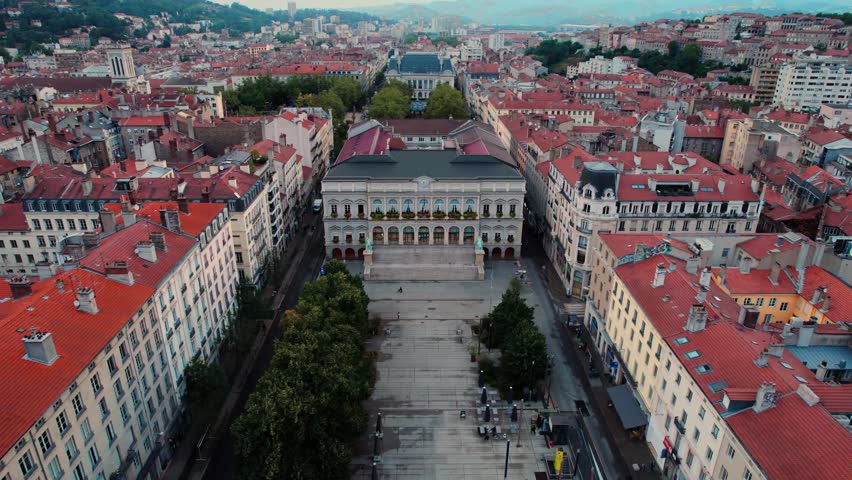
(321, 121), (524, 277)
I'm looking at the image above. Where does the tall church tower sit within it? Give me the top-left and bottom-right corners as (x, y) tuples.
(106, 46), (137, 84)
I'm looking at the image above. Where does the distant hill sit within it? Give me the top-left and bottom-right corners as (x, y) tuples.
(359, 0), (852, 26)
(0, 0), (382, 53)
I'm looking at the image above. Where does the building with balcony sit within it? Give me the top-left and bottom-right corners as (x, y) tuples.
(322, 138), (524, 279)
(545, 152), (762, 299)
(773, 56), (852, 112)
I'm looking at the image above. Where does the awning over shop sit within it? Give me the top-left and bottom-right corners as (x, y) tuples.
(607, 383), (648, 430)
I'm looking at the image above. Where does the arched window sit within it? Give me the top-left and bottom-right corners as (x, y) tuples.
(388, 199), (399, 213)
(372, 199), (383, 213)
(418, 227), (429, 244)
(372, 226), (383, 242)
(463, 226), (475, 245)
(403, 226), (415, 245)
(465, 199), (476, 213)
(388, 227), (399, 244)
(449, 199), (460, 213)
(434, 199), (445, 213)
(583, 187), (593, 199)
(433, 226), (445, 244)
(602, 206), (610, 215)
(403, 199), (414, 213)
(419, 198), (429, 213)
(448, 227), (460, 244)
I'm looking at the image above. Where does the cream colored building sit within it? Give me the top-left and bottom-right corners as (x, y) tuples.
(719, 118), (800, 173)
(584, 233), (852, 480)
(545, 152), (762, 298)
(322, 149), (525, 262)
(0, 206), (240, 480)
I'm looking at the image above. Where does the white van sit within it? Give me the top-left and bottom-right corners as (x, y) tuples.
(312, 199), (323, 213)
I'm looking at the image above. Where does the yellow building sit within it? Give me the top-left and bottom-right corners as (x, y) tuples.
(714, 264), (847, 325)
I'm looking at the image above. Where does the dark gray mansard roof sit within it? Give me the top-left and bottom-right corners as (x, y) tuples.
(326, 150), (522, 181)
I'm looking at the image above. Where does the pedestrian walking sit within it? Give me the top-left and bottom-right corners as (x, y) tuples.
(397, 286), (403, 293)
(397, 312), (400, 321)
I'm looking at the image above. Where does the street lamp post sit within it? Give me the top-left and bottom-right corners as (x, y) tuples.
(476, 315), (482, 355)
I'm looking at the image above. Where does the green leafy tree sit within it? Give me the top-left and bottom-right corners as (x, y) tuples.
(184, 359), (226, 421)
(499, 320), (548, 392)
(319, 90), (346, 122)
(159, 34), (171, 48)
(296, 93), (321, 108)
(488, 279), (534, 348)
(368, 84), (409, 119)
(425, 83), (468, 119)
(232, 267), (372, 480)
(330, 77), (362, 110)
(384, 79), (413, 98)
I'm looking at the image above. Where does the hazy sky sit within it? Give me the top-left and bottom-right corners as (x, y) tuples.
(211, 0), (398, 9)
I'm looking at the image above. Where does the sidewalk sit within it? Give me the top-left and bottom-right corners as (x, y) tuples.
(530, 234), (659, 480)
(159, 217), (321, 480)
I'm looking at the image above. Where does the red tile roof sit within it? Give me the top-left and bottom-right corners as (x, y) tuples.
(800, 265), (850, 319)
(119, 116), (169, 127)
(726, 393), (852, 480)
(103, 201), (225, 237)
(0, 269), (154, 456)
(0, 203), (29, 231)
(806, 383), (852, 413)
(736, 233), (806, 260)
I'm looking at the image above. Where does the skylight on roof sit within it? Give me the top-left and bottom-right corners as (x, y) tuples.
(685, 350), (701, 359)
(700, 187), (714, 192)
(708, 380), (727, 392)
(631, 184), (646, 189)
(780, 362), (793, 370)
(674, 337), (689, 345)
(695, 364), (713, 374)
(794, 375), (808, 383)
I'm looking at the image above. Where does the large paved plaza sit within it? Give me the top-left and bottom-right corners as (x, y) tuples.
(350, 262), (554, 480)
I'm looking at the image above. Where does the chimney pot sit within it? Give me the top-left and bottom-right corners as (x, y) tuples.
(9, 276), (34, 299)
(149, 231), (167, 251)
(22, 329), (60, 365)
(652, 262), (667, 288)
(768, 262), (781, 285)
(136, 241), (158, 263)
(75, 286), (99, 314)
(685, 304), (708, 333)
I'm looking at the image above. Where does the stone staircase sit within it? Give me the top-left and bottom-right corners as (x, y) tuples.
(367, 246), (481, 281)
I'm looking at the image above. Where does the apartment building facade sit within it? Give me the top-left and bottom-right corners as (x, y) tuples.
(545, 152), (762, 298)
(0, 206), (239, 480)
(263, 109), (333, 189)
(584, 233), (852, 480)
(773, 56), (852, 112)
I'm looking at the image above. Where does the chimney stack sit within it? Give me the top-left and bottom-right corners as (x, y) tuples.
(82, 232), (100, 250)
(99, 208), (117, 235)
(9, 276), (33, 299)
(719, 264), (728, 285)
(35, 261), (57, 280)
(652, 263), (667, 288)
(22, 328), (60, 365)
(228, 176), (238, 189)
(135, 241), (157, 263)
(699, 266), (712, 288)
(105, 261), (135, 285)
(815, 361), (829, 381)
(201, 186), (211, 203)
(820, 295), (831, 312)
(690, 178), (700, 193)
(150, 231), (167, 251)
(75, 287), (99, 314)
(768, 262), (781, 286)
(811, 286), (824, 304)
(754, 382), (778, 413)
(159, 209), (181, 233)
(48, 114), (57, 133)
(717, 178), (726, 194)
(177, 197), (190, 215)
(695, 286), (708, 304)
(685, 304), (708, 333)
(739, 257), (752, 274)
(754, 349), (769, 368)
(81, 173), (93, 197)
(685, 255), (699, 274)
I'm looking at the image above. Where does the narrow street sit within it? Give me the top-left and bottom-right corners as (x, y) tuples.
(521, 230), (633, 480)
(200, 212), (326, 480)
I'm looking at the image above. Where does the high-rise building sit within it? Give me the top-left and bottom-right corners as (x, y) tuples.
(773, 55), (852, 112)
(288, 1), (296, 19)
(487, 32), (505, 50)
